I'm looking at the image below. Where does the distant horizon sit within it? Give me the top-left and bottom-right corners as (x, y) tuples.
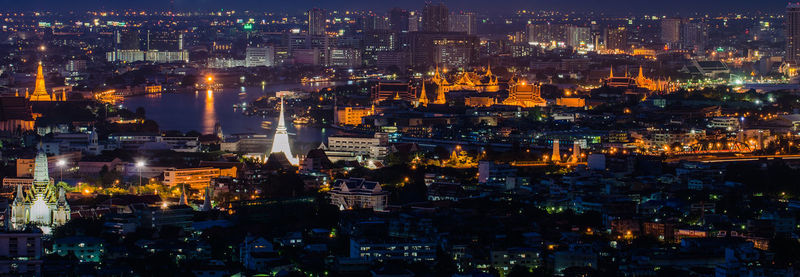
(0, 0), (787, 16)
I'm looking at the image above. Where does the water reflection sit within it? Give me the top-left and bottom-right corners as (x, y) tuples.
(203, 90), (216, 134)
(121, 82), (348, 143)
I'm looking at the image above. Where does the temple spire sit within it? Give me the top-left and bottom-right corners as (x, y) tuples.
(29, 62), (52, 101)
(268, 97), (299, 165)
(418, 81), (429, 107)
(14, 183), (23, 203)
(434, 85), (447, 105)
(179, 184), (188, 206)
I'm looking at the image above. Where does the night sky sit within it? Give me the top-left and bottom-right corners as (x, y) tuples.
(0, 0), (788, 14)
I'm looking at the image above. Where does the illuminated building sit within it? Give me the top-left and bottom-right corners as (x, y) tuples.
(323, 133), (390, 161)
(334, 105), (374, 125)
(464, 96), (496, 107)
(556, 97), (585, 107)
(371, 82), (417, 103)
(604, 66), (677, 93)
(11, 148), (70, 230)
(308, 8), (326, 36)
(682, 22), (708, 50)
(434, 83), (447, 104)
(163, 167), (237, 190)
(551, 139), (561, 162)
(570, 141), (581, 163)
(527, 23), (566, 46)
(245, 46), (275, 67)
(28, 63), (52, 102)
(502, 80), (546, 107)
(567, 26), (592, 49)
(427, 64), (500, 93)
(329, 178), (388, 211)
(329, 48), (361, 67)
(409, 32), (478, 67)
(449, 12), (477, 35)
(661, 18), (682, 47)
(605, 26), (628, 52)
(0, 97), (35, 132)
(268, 97), (299, 165)
(788, 3), (800, 62)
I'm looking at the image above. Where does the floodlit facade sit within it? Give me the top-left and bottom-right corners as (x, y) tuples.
(11, 149), (70, 230)
(268, 97), (299, 165)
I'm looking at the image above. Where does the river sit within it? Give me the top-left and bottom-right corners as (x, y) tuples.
(120, 82), (347, 147)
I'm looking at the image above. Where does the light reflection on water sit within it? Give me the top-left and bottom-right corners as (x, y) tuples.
(121, 82), (346, 145)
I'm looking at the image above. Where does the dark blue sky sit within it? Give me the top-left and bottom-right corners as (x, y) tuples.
(0, 0), (787, 14)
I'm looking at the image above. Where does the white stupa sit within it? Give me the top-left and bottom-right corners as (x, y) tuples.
(268, 97), (299, 165)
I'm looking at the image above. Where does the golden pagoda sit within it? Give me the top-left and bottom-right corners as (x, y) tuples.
(417, 81), (429, 107)
(29, 62), (52, 102)
(434, 84), (447, 105)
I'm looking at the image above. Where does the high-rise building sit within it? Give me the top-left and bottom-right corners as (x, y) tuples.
(308, 8), (326, 36)
(409, 32), (477, 67)
(681, 22), (708, 50)
(606, 26), (628, 51)
(567, 26), (592, 48)
(116, 30), (140, 50)
(245, 46), (275, 67)
(146, 30), (183, 51)
(389, 8), (410, 32)
(363, 13), (390, 31)
(449, 12), (477, 35)
(527, 23), (566, 45)
(422, 3), (449, 33)
(787, 3), (800, 62)
(661, 18), (682, 47)
(362, 30), (397, 66)
(408, 12), (420, 32)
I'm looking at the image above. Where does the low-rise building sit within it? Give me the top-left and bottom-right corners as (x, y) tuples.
(329, 178), (388, 211)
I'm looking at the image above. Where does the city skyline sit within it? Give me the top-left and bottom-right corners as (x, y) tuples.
(0, 0), (788, 14)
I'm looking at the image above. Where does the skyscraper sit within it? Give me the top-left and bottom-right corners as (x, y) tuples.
(146, 30), (183, 51)
(606, 26), (628, 51)
(681, 22), (708, 51)
(566, 26), (591, 48)
(389, 8), (410, 32)
(422, 3), (449, 33)
(449, 12), (477, 35)
(661, 18), (682, 48)
(308, 8), (326, 36)
(787, 3), (800, 62)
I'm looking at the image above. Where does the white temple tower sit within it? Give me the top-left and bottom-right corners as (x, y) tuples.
(268, 97), (299, 165)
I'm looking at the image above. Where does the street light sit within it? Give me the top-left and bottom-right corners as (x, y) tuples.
(136, 161), (145, 188)
(56, 160), (66, 182)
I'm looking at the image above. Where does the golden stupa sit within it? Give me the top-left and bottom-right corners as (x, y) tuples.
(29, 62), (52, 102)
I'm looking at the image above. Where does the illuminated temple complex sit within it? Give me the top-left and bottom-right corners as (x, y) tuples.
(430, 64), (501, 93)
(21, 62), (69, 102)
(604, 66), (677, 93)
(502, 79), (547, 107)
(11, 148), (71, 230)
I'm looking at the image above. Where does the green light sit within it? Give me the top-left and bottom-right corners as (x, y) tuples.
(243, 23), (253, 30)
